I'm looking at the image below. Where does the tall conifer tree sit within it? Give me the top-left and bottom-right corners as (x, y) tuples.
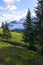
(35, 0), (43, 45)
(23, 9), (35, 49)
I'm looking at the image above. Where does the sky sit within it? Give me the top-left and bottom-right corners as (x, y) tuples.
(0, 0), (37, 27)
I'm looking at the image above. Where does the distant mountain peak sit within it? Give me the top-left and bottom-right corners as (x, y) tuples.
(8, 18), (25, 31)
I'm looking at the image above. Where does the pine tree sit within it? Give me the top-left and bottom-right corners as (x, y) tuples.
(2, 21), (11, 40)
(2, 22), (5, 39)
(35, 0), (43, 45)
(23, 9), (35, 50)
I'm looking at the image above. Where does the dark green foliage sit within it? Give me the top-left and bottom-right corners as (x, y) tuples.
(35, 0), (43, 45)
(33, 0), (43, 54)
(23, 9), (32, 43)
(2, 21), (11, 40)
(23, 9), (36, 50)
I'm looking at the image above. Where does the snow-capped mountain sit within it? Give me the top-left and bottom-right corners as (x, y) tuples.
(8, 18), (25, 31)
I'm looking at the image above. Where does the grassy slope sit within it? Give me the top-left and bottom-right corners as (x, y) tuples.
(0, 28), (24, 44)
(11, 32), (24, 44)
(0, 28), (43, 65)
(0, 42), (43, 65)
(0, 28), (3, 34)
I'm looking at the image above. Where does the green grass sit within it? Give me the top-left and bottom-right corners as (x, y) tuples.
(11, 32), (24, 44)
(0, 28), (43, 65)
(0, 42), (43, 65)
(0, 28), (28, 46)
(0, 28), (3, 34)
(0, 42), (12, 48)
(0, 28), (24, 44)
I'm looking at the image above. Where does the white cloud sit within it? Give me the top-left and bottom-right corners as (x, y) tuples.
(9, 5), (17, 10)
(31, 12), (36, 17)
(3, 9), (27, 21)
(0, 9), (27, 27)
(12, 9), (28, 17)
(0, 9), (27, 20)
(0, 17), (5, 27)
(5, 5), (17, 10)
(0, 6), (4, 10)
(5, 5), (10, 9)
(0, 8), (36, 27)
(0, 17), (4, 21)
(16, 0), (20, 2)
(3, 0), (20, 3)
(4, 0), (14, 3)
(34, 3), (37, 7)
(0, 5), (17, 11)
(2, 14), (18, 21)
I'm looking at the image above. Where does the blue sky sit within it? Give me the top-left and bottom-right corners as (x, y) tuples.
(0, 0), (37, 26)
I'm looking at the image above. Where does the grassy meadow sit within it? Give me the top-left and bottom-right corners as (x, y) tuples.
(11, 32), (24, 44)
(0, 28), (23, 43)
(0, 28), (43, 65)
(0, 42), (43, 65)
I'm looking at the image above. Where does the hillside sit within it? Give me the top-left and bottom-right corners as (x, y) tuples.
(0, 28), (43, 65)
(0, 28), (24, 44)
(0, 42), (43, 65)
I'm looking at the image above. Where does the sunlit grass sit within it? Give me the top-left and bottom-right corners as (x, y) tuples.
(0, 28), (24, 44)
(0, 28), (43, 65)
(0, 28), (3, 34)
(11, 32), (23, 44)
(0, 42), (12, 48)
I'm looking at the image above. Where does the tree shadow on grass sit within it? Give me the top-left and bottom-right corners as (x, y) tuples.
(0, 46), (29, 65)
(0, 45), (42, 65)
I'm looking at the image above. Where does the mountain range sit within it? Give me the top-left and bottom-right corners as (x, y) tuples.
(8, 18), (25, 32)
